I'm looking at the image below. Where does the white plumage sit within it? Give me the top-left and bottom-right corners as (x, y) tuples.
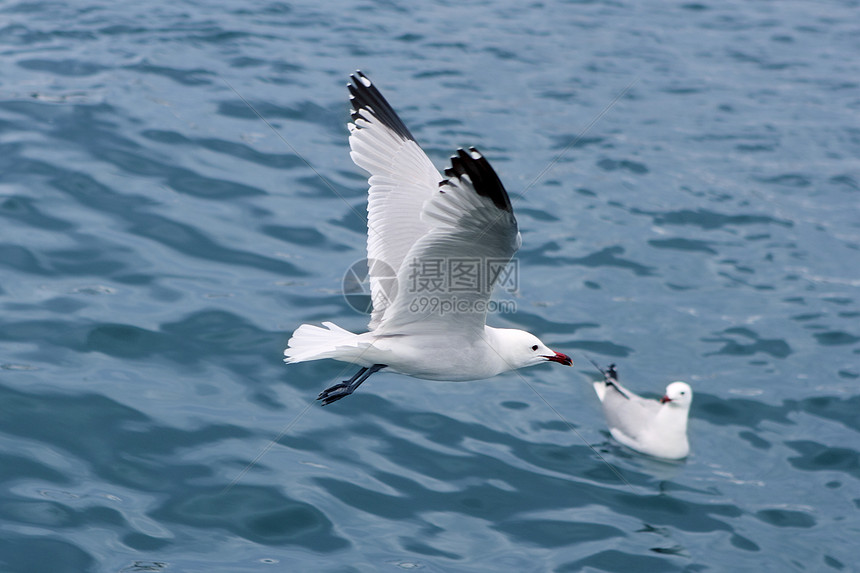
(592, 364), (692, 459)
(285, 71), (571, 405)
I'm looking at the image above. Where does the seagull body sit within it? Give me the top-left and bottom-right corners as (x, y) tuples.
(285, 71), (572, 404)
(592, 364), (692, 459)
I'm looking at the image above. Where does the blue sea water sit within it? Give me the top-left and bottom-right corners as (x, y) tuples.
(1, 0), (859, 571)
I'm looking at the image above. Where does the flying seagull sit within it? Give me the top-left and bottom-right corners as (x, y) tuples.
(285, 71), (572, 405)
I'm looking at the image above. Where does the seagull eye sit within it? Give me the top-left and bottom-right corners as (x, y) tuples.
(531, 345), (538, 351)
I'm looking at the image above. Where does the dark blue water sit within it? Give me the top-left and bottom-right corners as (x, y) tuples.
(1, 1), (858, 571)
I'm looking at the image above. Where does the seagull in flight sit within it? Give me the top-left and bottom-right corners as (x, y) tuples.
(285, 71), (572, 405)
(591, 362), (692, 459)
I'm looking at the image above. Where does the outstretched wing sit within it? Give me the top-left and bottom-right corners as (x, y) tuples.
(375, 148), (522, 336)
(347, 71), (442, 330)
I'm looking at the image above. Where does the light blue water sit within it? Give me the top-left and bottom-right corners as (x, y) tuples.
(1, 1), (858, 571)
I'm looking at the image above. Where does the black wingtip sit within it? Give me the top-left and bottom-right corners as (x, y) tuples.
(347, 71), (414, 141)
(587, 356), (626, 394)
(443, 147), (513, 213)
(607, 363), (618, 381)
(601, 364), (629, 399)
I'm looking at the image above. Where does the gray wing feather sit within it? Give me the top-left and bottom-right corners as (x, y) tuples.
(597, 381), (660, 441)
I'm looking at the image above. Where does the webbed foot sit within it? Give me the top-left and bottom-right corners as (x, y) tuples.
(316, 364), (387, 406)
(318, 382), (354, 406)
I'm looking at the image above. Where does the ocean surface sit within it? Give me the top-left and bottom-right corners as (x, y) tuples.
(1, 1), (859, 571)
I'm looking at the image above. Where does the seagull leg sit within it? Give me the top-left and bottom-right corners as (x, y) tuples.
(317, 367), (366, 404)
(317, 364), (387, 406)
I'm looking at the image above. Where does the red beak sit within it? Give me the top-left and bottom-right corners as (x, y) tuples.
(544, 352), (573, 366)
(661, 395), (671, 404)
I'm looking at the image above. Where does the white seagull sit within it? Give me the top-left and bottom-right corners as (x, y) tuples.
(285, 71), (572, 405)
(591, 363), (692, 459)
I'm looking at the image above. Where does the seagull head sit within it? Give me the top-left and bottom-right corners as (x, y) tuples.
(660, 381), (693, 408)
(491, 329), (572, 369)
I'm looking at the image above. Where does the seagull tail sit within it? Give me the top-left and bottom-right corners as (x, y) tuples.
(283, 322), (364, 364)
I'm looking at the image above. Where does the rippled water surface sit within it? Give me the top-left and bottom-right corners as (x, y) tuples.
(1, 1), (859, 571)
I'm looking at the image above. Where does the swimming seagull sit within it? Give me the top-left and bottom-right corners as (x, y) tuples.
(285, 71), (572, 405)
(590, 362), (692, 459)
